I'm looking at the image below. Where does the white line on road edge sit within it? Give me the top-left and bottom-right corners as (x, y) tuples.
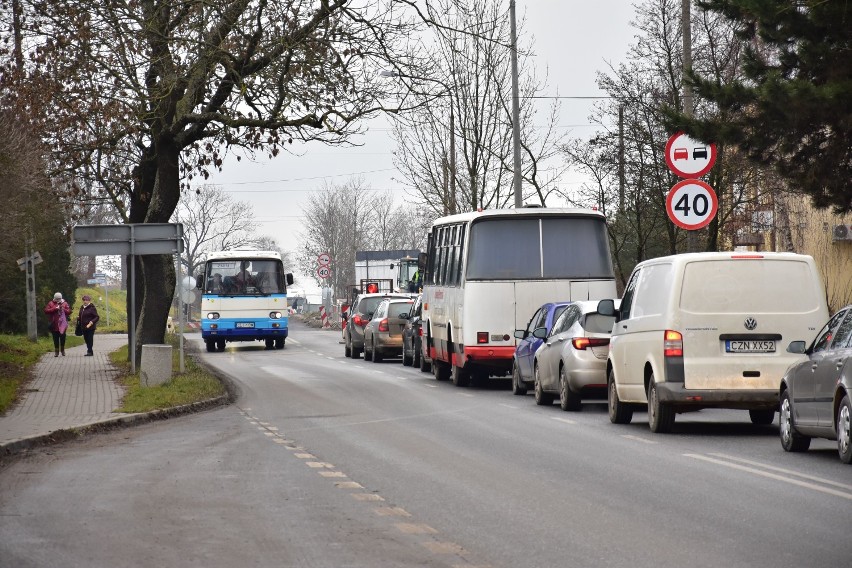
(551, 416), (576, 425)
(621, 434), (657, 444)
(685, 454), (852, 501)
(708, 452), (852, 491)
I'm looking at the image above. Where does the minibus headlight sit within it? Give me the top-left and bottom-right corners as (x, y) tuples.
(270, 311), (282, 319)
(207, 312), (220, 320)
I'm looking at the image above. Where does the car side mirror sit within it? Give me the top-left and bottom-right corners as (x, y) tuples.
(597, 299), (620, 321)
(514, 329), (526, 340)
(532, 327), (547, 340)
(786, 340), (807, 354)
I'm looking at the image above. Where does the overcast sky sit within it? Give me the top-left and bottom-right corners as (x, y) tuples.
(200, 1), (637, 281)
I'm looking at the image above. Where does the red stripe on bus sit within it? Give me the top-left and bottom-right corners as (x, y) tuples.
(463, 346), (516, 361)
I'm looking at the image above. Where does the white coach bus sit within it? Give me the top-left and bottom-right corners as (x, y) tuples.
(421, 207), (617, 386)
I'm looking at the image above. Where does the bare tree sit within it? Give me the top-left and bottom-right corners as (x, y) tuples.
(174, 185), (262, 280)
(389, 0), (564, 214)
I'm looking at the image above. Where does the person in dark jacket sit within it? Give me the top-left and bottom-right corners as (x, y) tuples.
(78, 294), (100, 356)
(44, 292), (72, 357)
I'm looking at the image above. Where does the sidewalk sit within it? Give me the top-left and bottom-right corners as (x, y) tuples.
(0, 334), (140, 454)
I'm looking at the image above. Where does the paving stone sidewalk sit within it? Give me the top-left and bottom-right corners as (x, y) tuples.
(0, 334), (135, 451)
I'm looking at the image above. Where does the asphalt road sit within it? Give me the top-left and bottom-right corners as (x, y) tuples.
(1, 319), (849, 568)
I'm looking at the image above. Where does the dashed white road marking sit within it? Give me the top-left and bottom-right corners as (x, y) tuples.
(499, 403), (519, 409)
(459, 393), (475, 398)
(424, 384), (438, 388)
(550, 416), (576, 425)
(621, 434), (657, 444)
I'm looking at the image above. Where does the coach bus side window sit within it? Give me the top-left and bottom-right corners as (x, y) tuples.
(446, 226), (458, 286)
(425, 231), (436, 285)
(455, 225), (466, 284)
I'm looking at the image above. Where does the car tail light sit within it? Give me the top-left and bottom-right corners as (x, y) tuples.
(477, 332), (489, 344)
(418, 327), (423, 337)
(353, 314), (369, 327)
(664, 330), (683, 357)
(378, 318), (389, 332)
(572, 337), (610, 350)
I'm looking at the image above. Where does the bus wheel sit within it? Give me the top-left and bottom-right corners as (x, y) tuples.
(452, 363), (470, 387)
(265, 339), (275, 350)
(216, 339), (226, 352)
(275, 338), (284, 350)
(205, 340), (215, 353)
(419, 352), (431, 373)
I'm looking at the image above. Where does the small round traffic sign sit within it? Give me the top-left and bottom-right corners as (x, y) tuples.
(665, 132), (716, 178)
(316, 265), (331, 279)
(317, 253), (331, 266)
(666, 179), (718, 230)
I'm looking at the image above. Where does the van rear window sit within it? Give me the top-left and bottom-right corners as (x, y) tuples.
(679, 260), (818, 313)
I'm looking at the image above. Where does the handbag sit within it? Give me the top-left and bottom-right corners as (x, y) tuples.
(75, 318), (83, 336)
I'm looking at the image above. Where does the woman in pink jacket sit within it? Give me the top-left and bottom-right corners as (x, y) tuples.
(44, 292), (72, 357)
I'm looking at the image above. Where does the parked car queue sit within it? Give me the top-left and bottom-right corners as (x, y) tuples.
(340, 253), (850, 465)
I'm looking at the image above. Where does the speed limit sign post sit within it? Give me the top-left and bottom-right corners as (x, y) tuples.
(665, 179), (718, 231)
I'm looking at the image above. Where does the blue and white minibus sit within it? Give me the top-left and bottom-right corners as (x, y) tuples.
(198, 250), (294, 352)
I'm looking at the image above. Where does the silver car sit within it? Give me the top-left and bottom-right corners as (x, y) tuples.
(780, 305), (852, 464)
(532, 300), (619, 410)
(344, 292), (412, 359)
(364, 297), (416, 362)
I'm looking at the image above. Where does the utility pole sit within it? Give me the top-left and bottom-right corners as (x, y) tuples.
(509, 0), (523, 209)
(449, 105), (457, 214)
(683, 0), (698, 253)
(17, 232), (42, 342)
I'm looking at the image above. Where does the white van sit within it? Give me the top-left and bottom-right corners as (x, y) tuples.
(598, 252), (828, 433)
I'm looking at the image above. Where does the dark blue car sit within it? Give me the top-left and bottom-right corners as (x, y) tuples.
(512, 302), (572, 395)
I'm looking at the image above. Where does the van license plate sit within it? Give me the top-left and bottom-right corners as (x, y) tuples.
(726, 340), (775, 353)
(236, 322), (255, 328)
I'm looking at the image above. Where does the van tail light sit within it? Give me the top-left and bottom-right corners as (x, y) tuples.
(572, 337), (610, 350)
(664, 330), (683, 357)
(353, 314), (369, 327)
(477, 332), (489, 344)
(378, 318), (389, 332)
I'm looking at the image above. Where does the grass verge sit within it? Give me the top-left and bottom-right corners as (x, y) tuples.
(109, 336), (226, 413)
(0, 334), (85, 414)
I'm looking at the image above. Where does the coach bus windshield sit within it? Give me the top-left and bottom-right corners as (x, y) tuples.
(204, 259), (285, 295)
(465, 216), (614, 280)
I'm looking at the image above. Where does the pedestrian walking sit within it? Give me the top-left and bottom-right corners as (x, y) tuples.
(78, 295), (100, 356)
(44, 292), (72, 357)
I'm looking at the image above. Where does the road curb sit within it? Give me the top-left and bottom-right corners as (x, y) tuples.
(0, 394), (230, 458)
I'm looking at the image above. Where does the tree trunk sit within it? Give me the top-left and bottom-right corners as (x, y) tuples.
(132, 138), (181, 364)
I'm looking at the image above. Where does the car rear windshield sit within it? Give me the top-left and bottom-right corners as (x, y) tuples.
(679, 259), (819, 313)
(583, 313), (616, 334)
(387, 302), (413, 318)
(358, 295), (407, 316)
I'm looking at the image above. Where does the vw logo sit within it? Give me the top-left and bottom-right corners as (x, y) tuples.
(744, 317), (757, 331)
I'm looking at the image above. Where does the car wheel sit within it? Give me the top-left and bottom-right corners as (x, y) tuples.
(344, 334), (352, 358)
(511, 361), (528, 396)
(433, 360), (451, 381)
(837, 395), (852, 464)
(413, 343), (421, 368)
(373, 340), (383, 363)
(608, 369), (633, 425)
(419, 351), (431, 373)
(534, 365), (554, 406)
(647, 377), (675, 433)
(559, 366), (581, 411)
(749, 409), (775, 425)
(780, 390), (811, 452)
(451, 362), (470, 387)
(364, 337), (373, 361)
(402, 341), (413, 366)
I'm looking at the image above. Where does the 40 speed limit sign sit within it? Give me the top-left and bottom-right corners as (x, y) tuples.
(665, 179), (718, 230)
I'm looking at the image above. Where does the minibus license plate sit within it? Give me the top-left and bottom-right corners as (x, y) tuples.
(236, 322), (255, 328)
(726, 340), (775, 353)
